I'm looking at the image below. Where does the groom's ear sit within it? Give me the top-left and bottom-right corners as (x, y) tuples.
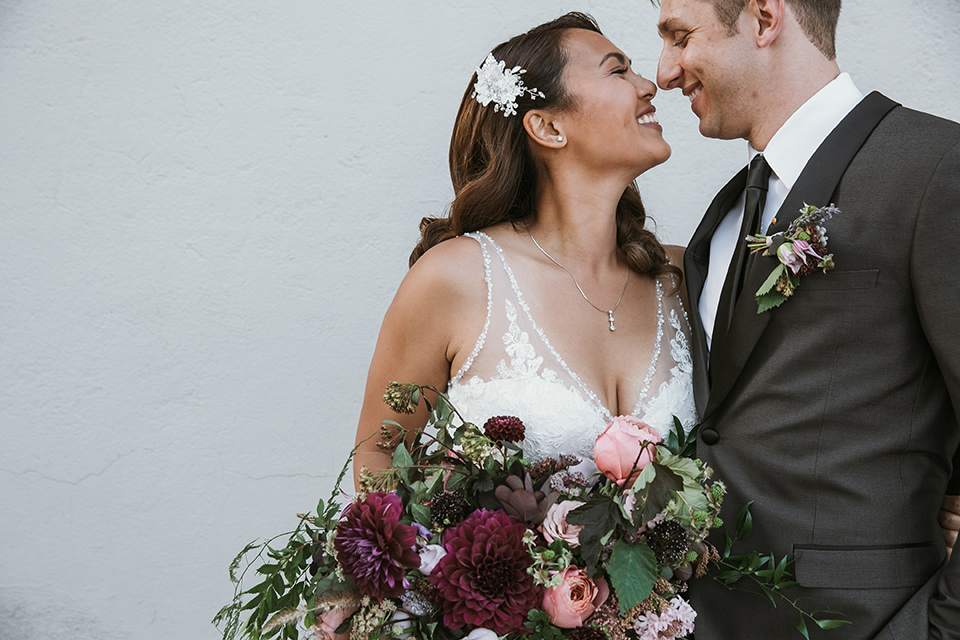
(523, 111), (566, 149)
(748, 0), (785, 48)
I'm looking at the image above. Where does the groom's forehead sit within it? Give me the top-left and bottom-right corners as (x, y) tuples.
(657, 0), (721, 33)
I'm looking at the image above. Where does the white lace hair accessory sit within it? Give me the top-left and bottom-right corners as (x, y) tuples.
(471, 53), (545, 117)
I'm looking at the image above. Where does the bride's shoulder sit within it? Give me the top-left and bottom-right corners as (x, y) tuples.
(397, 235), (487, 309)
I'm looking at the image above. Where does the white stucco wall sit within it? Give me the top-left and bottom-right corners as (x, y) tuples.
(1, 1), (958, 638)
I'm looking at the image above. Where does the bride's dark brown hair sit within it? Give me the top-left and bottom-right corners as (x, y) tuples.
(410, 12), (680, 284)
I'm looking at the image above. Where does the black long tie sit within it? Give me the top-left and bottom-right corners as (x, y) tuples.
(711, 154), (772, 363)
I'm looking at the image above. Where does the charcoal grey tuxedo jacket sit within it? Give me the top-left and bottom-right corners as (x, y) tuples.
(685, 92), (960, 639)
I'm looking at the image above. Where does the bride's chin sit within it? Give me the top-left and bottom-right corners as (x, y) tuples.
(634, 145), (672, 177)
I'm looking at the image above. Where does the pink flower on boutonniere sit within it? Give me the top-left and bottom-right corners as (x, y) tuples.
(747, 203), (840, 313)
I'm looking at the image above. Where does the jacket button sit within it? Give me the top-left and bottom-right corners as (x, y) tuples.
(700, 428), (720, 445)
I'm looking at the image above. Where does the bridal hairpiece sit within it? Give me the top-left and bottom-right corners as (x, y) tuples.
(472, 53), (545, 117)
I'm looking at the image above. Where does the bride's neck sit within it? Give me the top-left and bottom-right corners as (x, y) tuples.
(527, 175), (623, 267)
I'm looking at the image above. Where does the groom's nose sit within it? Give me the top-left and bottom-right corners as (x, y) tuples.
(657, 43), (682, 91)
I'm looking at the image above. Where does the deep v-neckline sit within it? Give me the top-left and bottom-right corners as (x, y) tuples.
(480, 232), (664, 421)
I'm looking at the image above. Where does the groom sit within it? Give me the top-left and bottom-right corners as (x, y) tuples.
(654, 0), (960, 638)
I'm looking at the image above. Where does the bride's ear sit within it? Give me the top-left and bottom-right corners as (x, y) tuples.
(523, 110), (566, 149)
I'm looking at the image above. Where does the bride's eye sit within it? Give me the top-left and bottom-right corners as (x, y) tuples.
(612, 67), (628, 75)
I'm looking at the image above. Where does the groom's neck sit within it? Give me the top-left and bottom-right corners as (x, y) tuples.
(745, 23), (842, 150)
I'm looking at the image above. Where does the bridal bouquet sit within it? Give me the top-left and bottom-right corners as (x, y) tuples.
(215, 383), (844, 640)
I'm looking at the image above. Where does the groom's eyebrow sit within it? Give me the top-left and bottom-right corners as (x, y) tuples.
(600, 52), (631, 67)
(657, 18), (685, 35)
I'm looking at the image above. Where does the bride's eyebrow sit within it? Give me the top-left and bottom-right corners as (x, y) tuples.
(600, 52), (631, 68)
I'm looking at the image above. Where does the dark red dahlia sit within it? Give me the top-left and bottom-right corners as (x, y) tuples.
(429, 509), (541, 635)
(334, 491), (420, 598)
(482, 415), (525, 443)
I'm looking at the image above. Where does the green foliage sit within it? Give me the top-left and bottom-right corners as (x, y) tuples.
(665, 415), (699, 459)
(710, 502), (850, 637)
(523, 609), (565, 640)
(565, 496), (627, 577)
(755, 263), (791, 313)
(212, 441), (360, 640)
(214, 383), (535, 640)
(630, 461), (684, 525)
(607, 540), (658, 613)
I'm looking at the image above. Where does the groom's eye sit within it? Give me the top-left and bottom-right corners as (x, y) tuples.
(674, 32), (690, 48)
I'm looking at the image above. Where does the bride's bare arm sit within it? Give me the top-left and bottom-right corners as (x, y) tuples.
(353, 238), (485, 489)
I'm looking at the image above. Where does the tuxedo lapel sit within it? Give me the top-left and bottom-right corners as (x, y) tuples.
(703, 92), (899, 421)
(684, 167), (747, 418)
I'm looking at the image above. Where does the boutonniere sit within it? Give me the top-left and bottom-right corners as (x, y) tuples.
(746, 203), (839, 313)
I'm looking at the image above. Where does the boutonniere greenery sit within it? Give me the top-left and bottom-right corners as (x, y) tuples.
(746, 203), (839, 313)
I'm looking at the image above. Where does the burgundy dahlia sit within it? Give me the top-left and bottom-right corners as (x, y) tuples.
(482, 415), (525, 443)
(334, 491), (420, 598)
(429, 509), (541, 635)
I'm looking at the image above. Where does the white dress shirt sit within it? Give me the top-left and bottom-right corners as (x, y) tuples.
(700, 72), (864, 351)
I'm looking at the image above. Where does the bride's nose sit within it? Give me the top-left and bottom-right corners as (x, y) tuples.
(634, 75), (657, 102)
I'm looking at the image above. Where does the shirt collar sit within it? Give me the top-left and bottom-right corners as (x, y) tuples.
(748, 72), (864, 190)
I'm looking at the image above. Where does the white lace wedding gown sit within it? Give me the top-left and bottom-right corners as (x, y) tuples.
(447, 232), (697, 475)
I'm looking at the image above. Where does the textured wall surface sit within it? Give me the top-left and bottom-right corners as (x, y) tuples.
(1, 1), (958, 638)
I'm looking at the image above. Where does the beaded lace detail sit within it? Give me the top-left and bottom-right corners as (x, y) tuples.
(450, 239), (494, 385)
(448, 232), (695, 468)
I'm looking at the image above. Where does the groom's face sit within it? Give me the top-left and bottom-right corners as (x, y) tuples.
(655, 0), (759, 141)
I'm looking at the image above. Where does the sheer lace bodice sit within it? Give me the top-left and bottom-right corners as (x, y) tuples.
(447, 232), (696, 472)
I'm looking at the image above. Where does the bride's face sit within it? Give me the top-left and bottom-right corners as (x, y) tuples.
(557, 29), (671, 176)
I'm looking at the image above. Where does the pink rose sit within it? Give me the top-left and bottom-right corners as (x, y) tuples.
(309, 604), (357, 640)
(542, 567), (610, 628)
(541, 501), (585, 547)
(593, 415), (660, 488)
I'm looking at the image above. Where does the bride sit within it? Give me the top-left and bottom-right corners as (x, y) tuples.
(349, 12), (960, 555)
(353, 12), (692, 483)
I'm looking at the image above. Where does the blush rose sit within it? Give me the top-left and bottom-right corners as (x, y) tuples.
(593, 415), (660, 488)
(542, 566), (610, 628)
(540, 500), (585, 547)
(309, 604), (358, 640)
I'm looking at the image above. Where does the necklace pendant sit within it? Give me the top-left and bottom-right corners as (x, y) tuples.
(608, 310), (616, 331)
